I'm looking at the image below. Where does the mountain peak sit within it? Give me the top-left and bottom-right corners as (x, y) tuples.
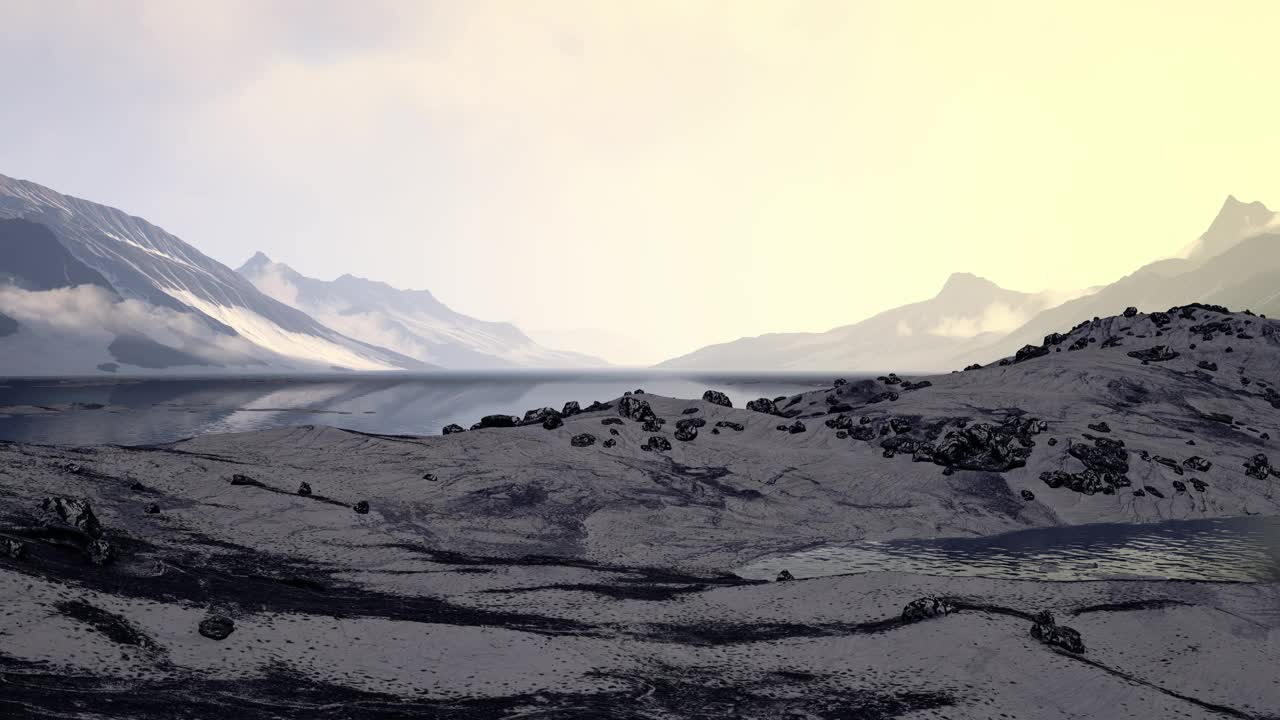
(1190, 195), (1276, 260)
(937, 272), (1000, 298)
(238, 251), (274, 273)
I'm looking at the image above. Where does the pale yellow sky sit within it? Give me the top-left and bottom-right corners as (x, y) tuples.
(3, 1), (1279, 364)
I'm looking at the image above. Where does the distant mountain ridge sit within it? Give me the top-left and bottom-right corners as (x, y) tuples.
(659, 195), (1280, 373)
(238, 253), (607, 369)
(0, 172), (431, 375)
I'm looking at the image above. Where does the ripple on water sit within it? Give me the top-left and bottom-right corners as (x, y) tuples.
(736, 516), (1280, 583)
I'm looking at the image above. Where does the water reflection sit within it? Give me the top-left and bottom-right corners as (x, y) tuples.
(735, 517), (1280, 583)
(0, 371), (839, 446)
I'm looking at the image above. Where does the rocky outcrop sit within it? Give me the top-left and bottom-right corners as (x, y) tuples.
(674, 425), (698, 442)
(714, 421), (745, 432)
(901, 596), (956, 623)
(787, 420), (806, 434)
(198, 615), (235, 641)
(644, 436), (672, 452)
(702, 390), (733, 408)
(1127, 346), (1179, 362)
(601, 418), (624, 426)
(776, 569), (795, 582)
(442, 423), (465, 435)
(746, 398), (779, 415)
(602, 438), (617, 448)
(476, 414), (519, 429)
(542, 415), (564, 430)
(353, 501), (370, 514)
(570, 433), (597, 447)
(561, 401), (581, 417)
(38, 497), (103, 538)
(1030, 611), (1084, 654)
(1182, 456), (1212, 472)
(1014, 344), (1050, 363)
(930, 418), (1040, 472)
(619, 396), (657, 423)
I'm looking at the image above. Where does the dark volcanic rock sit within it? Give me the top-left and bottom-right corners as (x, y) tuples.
(1030, 611), (1084, 654)
(1182, 456), (1212, 472)
(198, 615), (235, 641)
(1087, 422), (1111, 433)
(298, 482), (312, 496)
(3, 538), (25, 559)
(229, 474), (258, 486)
(1190, 478), (1208, 492)
(714, 421), (744, 432)
(478, 414), (518, 429)
(788, 420), (806, 434)
(902, 596), (955, 623)
(1127, 345), (1179, 362)
(442, 423), (465, 435)
(889, 418), (912, 434)
(542, 415), (564, 430)
(674, 425), (698, 442)
(1014, 344), (1050, 363)
(1143, 485), (1165, 498)
(1123, 306), (1138, 318)
(38, 497), (103, 538)
(609, 429), (619, 436)
(931, 421), (1036, 472)
(601, 418), (624, 426)
(353, 501), (370, 514)
(963, 363), (982, 371)
(1172, 480), (1187, 493)
(561, 401), (581, 417)
(86, 539), (115, 566)
(681, 407), (699, 415)
(1197, 360), (1218, 372)
(776, 569), (795, 582)
(677, 417), (707, 429)
(824, 414), (854, 430)
(746, 398), (779, 415)
(1068, 438), (1129, 474)
(901, 380), (933, 391)
(602, 438), (617, 448)
(867, 391), (899, 404)
(849, 426), (876, 441)
(1020, 489), (1035, 501)
(570, 433), (597, 448)
(521, 407), (563, 426)
(143, 503), (160, 515)
(702, 390), (733, 407)
(648, 435), (672, 452)
(1243, 454), (1274, 480)
(618, 396), (657, 423)
(642, 418), (663, 432)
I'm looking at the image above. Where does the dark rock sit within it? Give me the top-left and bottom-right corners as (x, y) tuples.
(1197, 360), (1218, 372)
(931, 421), (1036, 472)
(478, 414), (518, 429)
(542, 415), (564, 430)
(609, 428), (619, 436)
(901, 380), (933, 391)
(198, 615), (235, 641)
(1143, 485), (1165, 498)
(601, 418), (625, 426)
(229, 474), (258, 486)
(1087, 421), (1111, 433)
(1067, 337), (1089, 352)
(1172, 480), (1187, 493)
(521, 407), (563, 426)
(1133, 489), (1146, 497)
(1020, 489), (1035, 501)
(1151, 455), (1184, 475)
(1243, 454), (1273, 480)
(3, 538), (25, 559)
(1149, 312), (1170, 327)
(963, 363), (982, 371)
(836, 430), (848, 439)
(1123, 306), (1138, 318)
(1030, 611), (1084, 654)
(1047, 438), (1057, 446)
(619, 395), (658, 422)
(297, 481), (313, 496)
(890, 418), (912, 434)
(777, 424), (789, 431)
(867, 391), (899, 404)
(1126, 346), (1179, 362)
(787, 420), (806, 434)
(825, 414), (854, 430)
(833, 378), (848, 387)
(570, 433), (597, 447)
(901, 596), (955, 623)
(1068, 438), (1129, 474)
(677, 417), (707, 430)
(674, 425), (698, 442)
(883, 373), (902, 385)
(38, 497), (104, 538)
(746, 398), (779, 415)
(353, 501), (370, 514)
(1043, 332), (1068, 346)
(87, 539), (115, 565)
(714, 420), (745, 431)
(144, 503), (160, 514)
(642, 418), (663, 432)
(442, 423), (466, 435)
(1100, 336), (1122, 348)
(603, 438), (617, 448)
(1014, 344), (1050, 363)
(422, 474), (438, 482)
(849, 426), (876, 441)
(1182, 456), (1211, 472)
(702, 390), (733, 407)
(561, 401), (581, 417)
(583, 401), (612, 412)
(681, 407), (699, 415)
(776, 569), (795, 582)
(634, 389), (645, 395)
(648, 435), (672, 452)
(1190, 478), (1207, 492)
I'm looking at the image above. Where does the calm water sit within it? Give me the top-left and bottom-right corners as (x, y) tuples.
(0, 371), (840, 446)
(736, 516), (1280, 583)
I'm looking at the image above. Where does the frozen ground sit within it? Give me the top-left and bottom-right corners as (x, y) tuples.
(2, 304), (1279, 718)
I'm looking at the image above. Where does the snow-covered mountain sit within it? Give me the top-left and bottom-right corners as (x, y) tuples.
(955, 196), (1280, 367)
(237, 253), (607, 369)
(658, 272), (1079, 372)
(0, 173), (431, 375)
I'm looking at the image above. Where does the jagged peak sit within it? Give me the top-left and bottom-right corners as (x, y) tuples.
(937, 272), (1001, 298)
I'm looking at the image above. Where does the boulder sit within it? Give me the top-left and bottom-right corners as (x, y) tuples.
(931, 422), (1035, 472)
(788, 420), (806, 434)
(87, 538), (115, 565)
(609, 428), (620, 436)
(1068, 437), (1129, 474)
(702, 390), (733, 408)
(776, 569), (795, 582)
(478, 414), (519, 429)
(901, 380), (933, 391)
(618, 396), (657, 422)
(1182, 456), (1211, 472)
(38, 497), (103, 538)
(423, 474), (439, 482)
(229, 474), (259, 486)
(1143, 485), (1165, 498)
(746, 398), (779, 415)
(642, 418), (663, 432)
(849, 426), (876, 441)
(963, 363), (983, 371)
(570, 433), (597, 447)
(1030, 611), (1084, 654)
(521, 407), (562, 426)
(677, 417), (707, 429)
(144, 503), (160, 515)
(542, 415), (564, 430)
(442, 423), (466, 435)
(603, 438), (617, 448)
(714, 421), (745, 431)
(674, 425), (698, 442)
(353, 500), (370, 514)
(901, 596), (955, 623)
(1123, 306), (1138, 318)
(1126, 345), (1179, 362)
(2, 538), (25, 560)
(297, 481), (313, 496)
(1172, 480), (1187, 493)
(1197, 360), (1218, 372)
(867, 391), (899, 404)
(824, 414), (854, 430)
(1087, 421), (1111, 433)
(1243, 454), (1273, 480)
(561, 401), (581, 417)
(198, 615), (235, 641)
(1020, 489), (1035, 501)
(648, 435), (672, 452)
(601, 418), (624, 426)
(1014, 344), (1050, 363)
(681, 407), (699, 415)
(889, 418), (912, 434)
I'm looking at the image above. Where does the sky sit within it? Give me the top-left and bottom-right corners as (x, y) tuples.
(2, 1), (1279, 365)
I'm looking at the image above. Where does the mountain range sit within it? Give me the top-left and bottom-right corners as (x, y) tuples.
(0, 173), (598, 376)
(661, 195), (1280, 372)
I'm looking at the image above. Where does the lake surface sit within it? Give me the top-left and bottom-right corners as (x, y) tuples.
(735, 516), (1280, 583)
(0, 371), (841, 446)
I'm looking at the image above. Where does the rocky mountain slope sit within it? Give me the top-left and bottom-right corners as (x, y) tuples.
(238, 252), (606, 369)
(658, 272), (1074, 372)
(2, 304), (1277, 717)
(0, 173), (430, 375)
